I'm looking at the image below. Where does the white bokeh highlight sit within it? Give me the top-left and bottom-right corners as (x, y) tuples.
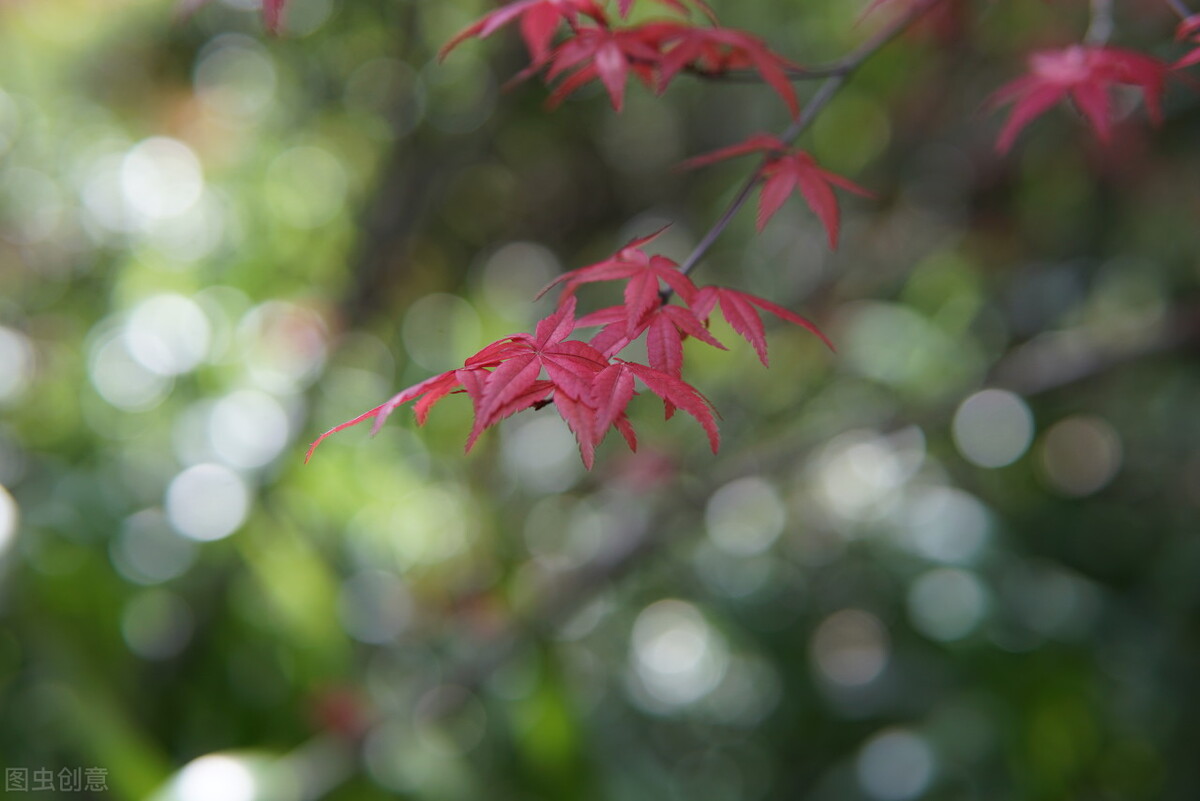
(952, 389), (1034, 468)
(1039, 416), (1122, 496)
(0, 326), (34, 403)
(856, 729), (936, 801)
(810, 609), (889, 688)
(165, 463), (250, 542)
(208, 389), (290, 469)
(194, 34), (277, 122)
(908, 568), (989, 642)
(705, 477), (786, 556)
(89, 329), (172, 411)
(126, 294), (212, 376)
(110, 509), (198, 585)
(121, 589), (195, 660)
(900, 486), (991, 565)
(502, 416), (582, 494)
(811, 428), (925, 524)
(121, 138), (204, 222)
(174, 755), (256, 801)
(630, 600), (728, 709)
(338, 570), (412, 645)
(0, 484), (18, 559)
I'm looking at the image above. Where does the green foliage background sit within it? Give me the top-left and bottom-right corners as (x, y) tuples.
(1, 1), (1199, 799)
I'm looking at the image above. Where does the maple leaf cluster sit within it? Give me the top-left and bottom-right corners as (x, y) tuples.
(307, 229), (831, 468)
(440, 0), (799, 114)
(298, 0), (1198, 470)
(990, 44), (1168, 153)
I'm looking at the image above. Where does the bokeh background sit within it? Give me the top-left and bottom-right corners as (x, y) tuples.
(2, 0), (1199, 799)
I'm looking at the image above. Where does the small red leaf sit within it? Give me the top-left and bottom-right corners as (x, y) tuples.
(304, 369), (467, 461)
(475, 379), (555, 449)
(613, 413), (639, 452)
(413, 372), (466, 425)
(652, 26), (799, 114)
(990, 45), (1167, 152)
(553, 392), (600, 469)
(591, 362), (638, 443)
(742, 293), (835, 352)
(646, 313), (684, 376)
(624, 361), (720, 453)
(475, 353), (541, 430)
(684, 135), (869, 247)
(440, 0), (606, 62)
(662, 305), (725, 350)
(678, 133), (788, 171)
(757, 165), (796, 232)
(715, 290), (770, 365)
(694, 286), (833, 366)
(535, 294), (579, 346)
(465, 336), (533, 367)
(792, 163), (841, 247)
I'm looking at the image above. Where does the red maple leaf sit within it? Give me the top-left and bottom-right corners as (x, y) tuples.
(1177, 15), (1200, 70)
(306, 297), (650, 469)
(590, 362), (638, 443)
(539, 228), (698, 332)
(682, 134), (872, 248)
(989, 44), (1167, 153)
(621, 361), (720, 452)
(579, 303), (725, 374)
(306, 294), (729, 467)
(463, 298), (614, 449)
(585, 361), (719, 452)
(579, 301), (724, 420)
(305, 370), (464, 463)
(541, 24), (667, 110)
(439, 0), (607, 64)
(655, 24), (800, 117)
(444, 3), (791, 115)
(692, 286), (834, 366)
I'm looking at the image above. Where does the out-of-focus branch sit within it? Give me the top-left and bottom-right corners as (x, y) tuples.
(988, 306), (1200, 396)
(1166, 0), (1194, 20)
(423, 302), (1200, 718)
(716, 304), (1200, 484)
(428, 498), (688, 708)
(1085, 0), (1115, 45)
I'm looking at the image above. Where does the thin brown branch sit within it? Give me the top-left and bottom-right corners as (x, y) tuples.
(687, 64), (841, 82)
